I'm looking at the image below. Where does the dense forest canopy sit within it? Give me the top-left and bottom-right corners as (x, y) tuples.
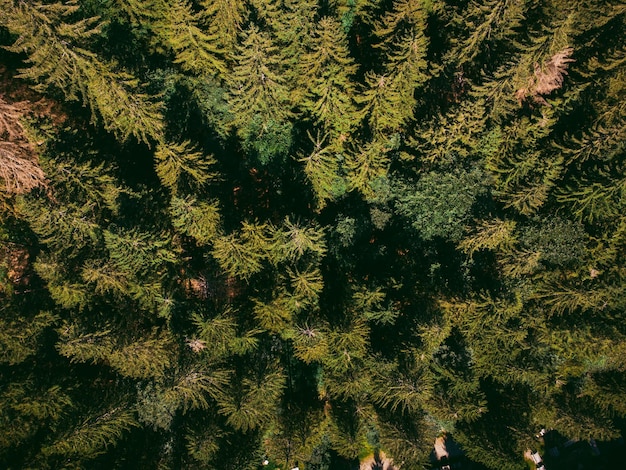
(0, 0), (625, 468)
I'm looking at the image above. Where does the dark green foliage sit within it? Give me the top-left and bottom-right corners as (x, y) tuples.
(240, 116), (293, 166)
(0, 0), (625, 469)
(394, 168), (486, 242)
(520, 217), (587, 268)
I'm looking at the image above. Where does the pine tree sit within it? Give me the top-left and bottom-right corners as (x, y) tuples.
(211, 221), (272, 280)
(0, 310), (58, 365)
(217, 366), (286, 432)
(458, 218), (518, 257)
(41, 407), (137, 460)
(1, 0), (625, 467)
(273, 217), (327, 263)
(393, 168), (486, 241)
(253, 291), (295, 334)
(0, 382), (73, 452)
(158, 0), (226, 76)
(103, 227), (176, 278)
(113, 0), (226, 76)
(17, 198), (102, 259)
(357, 71), (411, 136)
(345, 138), (393, 197)
(371, 0), (430, 123)
(228, 25), (291, 163)
(57, 322), (176, 379)
(301, 17), (360, 136)
(1, 0), (164, 144)
(298, 131), (347, 210)
(288, 266), (325, 306)
(262, 0), (318, 104)
(200, 0), (249, 56)
(169, 195), (221, 245)
(446, 0), (528, 66)
(155, 140), (218, 194)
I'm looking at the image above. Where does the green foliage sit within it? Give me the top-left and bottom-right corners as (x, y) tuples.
(253, 294), (294, 334)
(57, 323), (175, 379)
(137, 368), (230, 430)
(301, 17), (359, 135)
(217, 367), (286, 432)
(159, 0), (226, 77)
(0, 382), (73, 450)
(448, 0), (528, 65)
(299, 132), (347, 210)
(240, 115), (293, 166)
(41, 407), (137, 459)
(0, 311), (57, 365)
(346, 138), (393, 197)
(17, 198), (102, 257)
(394, 168), (486, 241)
(520, 218), (587, 268)
(155, 140), (218, 194)
(352, 287), (399, 324)
(372, 0), (430, 121)
(211, 222), (272, 280)
(358, 72), (411, 135)
(1, 0), (625, 468)
(1, 0), (164, 144)
(200, 0), (248, 53)
(274, 217), (327, 262)
(41, 156), (122, 215)
(459, 218), (517, 257)
(186, 425), (222, 463)
(170, 195), (221, 245)
(104, 227), (176, 276)
(226, 24), (293, 163)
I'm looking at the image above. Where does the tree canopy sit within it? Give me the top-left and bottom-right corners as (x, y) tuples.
(0, 0), (625, 469)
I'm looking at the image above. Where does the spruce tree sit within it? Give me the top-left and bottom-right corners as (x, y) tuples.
(1, 0), (164, 144)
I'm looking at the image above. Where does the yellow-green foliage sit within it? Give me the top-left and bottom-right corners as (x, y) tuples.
(1, 0), (625, 467)
(155, 141), (218, 194)
(170, 195), (221, 244)
(1, 1), (164, 143)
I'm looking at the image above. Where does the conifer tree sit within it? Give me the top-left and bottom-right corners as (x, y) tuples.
(1, 0), (625, 467)
(217, 366), (286, 433)
(169, 195), (221, 245)
(1, 0), (164, 144)
(155, 140), (218, 195)
(200, 0), (249, 56)
(301, 17), (360, 136)
(159, 0), (226, 77)
(0, 382), (73, 453)
(345, 138), (392, 197)
(211, 221), (272, 280)
(370, 0), (430, 125)
(41, 407), (137, 461)
(298, 131), (347, 210)
(0, 310), (58, 365)
(446, 0), (528, 66)
(261, 0), (318, 104)
(357, 71), (411, 136)
(226, 24), (293, 163)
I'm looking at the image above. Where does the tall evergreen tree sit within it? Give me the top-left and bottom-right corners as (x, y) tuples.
(1, 0), (164, 144)
(226, 24), (293, 164)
